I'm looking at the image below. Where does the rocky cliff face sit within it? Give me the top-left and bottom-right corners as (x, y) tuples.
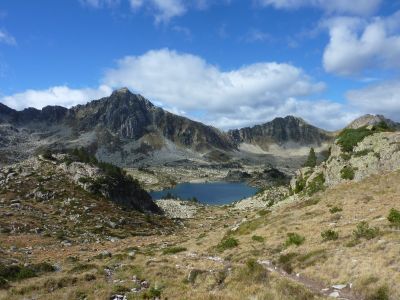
(228, 116), (333, 150)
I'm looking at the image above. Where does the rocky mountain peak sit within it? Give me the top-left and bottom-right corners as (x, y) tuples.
(346, 114), (398, 129)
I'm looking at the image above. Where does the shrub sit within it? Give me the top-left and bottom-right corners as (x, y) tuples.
(337, 123), (393, 153)
(353, 221), (380, 240)
(162, 246), (187, 255)
(217, 237), (239, 252)
(354, 149), (372, 157)
(387, 208), (400, 226)
(285, 233), (305, 247)
(366, 285), (389, 300)
(236, 259), (268, 284)
(277, 253), (297, 274)
(337, 127), (373, 153)
(294, 175), (307, 194)
(252, 235), (265, 243)
(321, 229), (339, 241)
(142, 286), (162, 299)
(341, 166), (355, 180)
(306, 173), (325, 196)
(329, 206), (343, 214)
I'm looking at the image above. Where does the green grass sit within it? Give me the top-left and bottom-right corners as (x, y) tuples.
(285, 233), (305, 247)
(162, 246), (187, 255)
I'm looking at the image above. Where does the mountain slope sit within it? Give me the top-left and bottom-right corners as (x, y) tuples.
(0, 89), (235, 166)
(228, 116), (334, 151)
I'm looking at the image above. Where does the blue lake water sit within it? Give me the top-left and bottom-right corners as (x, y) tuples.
(150, 182), (258, 205)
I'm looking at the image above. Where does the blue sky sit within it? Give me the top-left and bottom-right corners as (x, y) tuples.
(1, 0), (400, 130)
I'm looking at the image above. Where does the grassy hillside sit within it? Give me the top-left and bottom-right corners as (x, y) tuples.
(1, 163), (399, 299)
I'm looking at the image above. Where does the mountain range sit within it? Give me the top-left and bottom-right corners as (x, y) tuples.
(0, 88), (395, 168)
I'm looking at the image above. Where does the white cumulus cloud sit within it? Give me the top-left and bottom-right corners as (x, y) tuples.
(103, 48), (325, 115)
(1, 85), (112, 111)
(323, 11), (400, 76)
(347, 80), (400, 119)
(257, 0), (382, 16)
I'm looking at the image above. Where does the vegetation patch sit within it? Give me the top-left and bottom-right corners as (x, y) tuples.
(306, 173), (325, 196)
(285, 233), (305, 247)
(294, 175), (307, 194)
(216, 236), (239, 252)
(329, 206), (343, 214)
(303, 147), (317, 168)
(162, 246), (187, 255)
(321, 229), (339, 241)
(233, 218), (265, 235)
(353, 221), (380, 240)
(354, 149), (373, 157)
(235, 259), (268, 284)
(387, 208), (400, 227)
(0, 262), (55, 285)
(251, 235), (265, 243)
(337, 122), (393, 153)
(341, 166), (355, 180)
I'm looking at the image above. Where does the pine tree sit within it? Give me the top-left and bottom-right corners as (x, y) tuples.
(304, 147), (317, 168)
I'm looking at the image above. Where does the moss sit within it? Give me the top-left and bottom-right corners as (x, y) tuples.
(341, 166), (355, 180)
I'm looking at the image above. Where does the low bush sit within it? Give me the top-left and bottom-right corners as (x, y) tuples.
(235, 259), (268, 284)
(387, 208), (400, 226)
(217, 237), (239, 252)
(341, 166), (355, 180)
(252, 235), (265, 243)
(306, 173), (325, 196)
(162, 246), (187, 255)
(366, 285), (389, 300)
(329, 206), (343, 214)
(321, 229), (339, 241)
(285, 233), (305, 247)
(353, 221), (380, 240)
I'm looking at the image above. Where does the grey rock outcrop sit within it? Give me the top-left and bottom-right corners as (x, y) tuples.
(290, 131), (400, 193)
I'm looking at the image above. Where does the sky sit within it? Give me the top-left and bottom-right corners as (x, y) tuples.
(0, 0), (400, 130)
